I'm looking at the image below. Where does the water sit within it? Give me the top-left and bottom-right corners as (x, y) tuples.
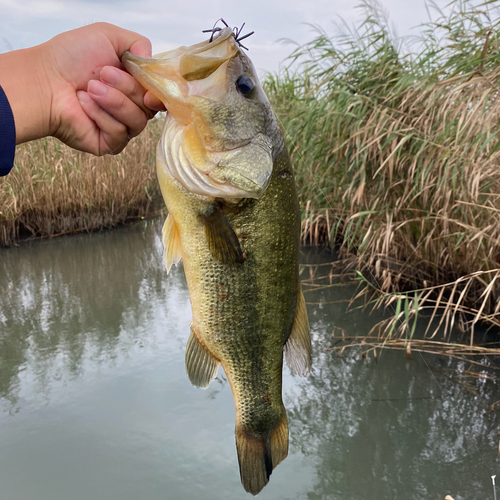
(1, 221), (499, 500)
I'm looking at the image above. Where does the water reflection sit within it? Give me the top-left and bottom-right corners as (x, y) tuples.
(0, 223), (499, 499)
(0, 221), (189, 408)
(294, 264), (500, 499)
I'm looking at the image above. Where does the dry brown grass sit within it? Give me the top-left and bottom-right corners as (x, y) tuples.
(0, 119), (163, 245)
(4, 0), (500, 346)
(265, 0), (500, 339)
(333, 67), (500, 339)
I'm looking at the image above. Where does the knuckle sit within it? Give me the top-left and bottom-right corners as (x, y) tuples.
(128, 80), (144, 101)
(111, 90), (127, 110)
(130, 116), (148, 137)
(116, 122), (128, 137)
(137, 114), (148, 131)
(126, 109), (148, 137)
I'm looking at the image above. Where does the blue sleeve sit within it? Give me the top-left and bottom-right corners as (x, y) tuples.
(0, 85), (16, 176)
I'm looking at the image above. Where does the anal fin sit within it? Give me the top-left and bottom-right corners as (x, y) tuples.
(199, 205), (244, 264)
(162, 213), (182, 274)
(185, 326), (220, 388)
(284, 287), (312, 376)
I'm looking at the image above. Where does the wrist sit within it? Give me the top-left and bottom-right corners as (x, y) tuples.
(0, 44), (53, 144)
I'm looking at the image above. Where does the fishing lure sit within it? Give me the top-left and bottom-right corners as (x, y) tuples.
(202, 19), (254, 50)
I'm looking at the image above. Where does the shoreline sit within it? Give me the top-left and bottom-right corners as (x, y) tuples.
(0, 120), (163, 247)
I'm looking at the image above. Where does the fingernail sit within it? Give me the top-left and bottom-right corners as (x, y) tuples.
(130, 42), (152, 59)
(101, 66), (120, 85)
(88, 79), (107, 97)
(77, 90), (90, 104)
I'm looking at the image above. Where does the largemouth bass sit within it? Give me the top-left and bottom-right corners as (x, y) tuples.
(123, 24), (311, 495)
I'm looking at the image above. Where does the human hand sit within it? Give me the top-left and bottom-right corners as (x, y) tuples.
(47, 23), (166, 155)
(0, 23), (165, 155)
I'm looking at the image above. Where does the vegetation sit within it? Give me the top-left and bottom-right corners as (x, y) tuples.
(4, 0), (500, 343)
(0, 118), (162, 245)
(264, 0), (500, 341)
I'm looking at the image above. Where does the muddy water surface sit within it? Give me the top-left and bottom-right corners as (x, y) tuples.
(0, 221), (499, 500)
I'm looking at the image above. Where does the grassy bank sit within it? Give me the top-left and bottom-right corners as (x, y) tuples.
(264, 0), (500, 339)
(3, 0), (500, 341)
(0, 118), (163, 245)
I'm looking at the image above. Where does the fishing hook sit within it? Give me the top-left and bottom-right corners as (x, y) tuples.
(202, 19), (254, 50)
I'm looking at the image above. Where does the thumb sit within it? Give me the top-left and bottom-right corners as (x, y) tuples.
(96, 23), (153, 60)
(129, 39), (153, 59)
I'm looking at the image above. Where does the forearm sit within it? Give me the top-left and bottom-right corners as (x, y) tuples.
(0, 45), (52, 144)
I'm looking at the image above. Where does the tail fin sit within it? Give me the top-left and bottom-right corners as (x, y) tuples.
(235, 413), (288, 495)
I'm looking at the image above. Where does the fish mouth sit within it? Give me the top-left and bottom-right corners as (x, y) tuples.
(122, 27), (239, 124)
(123, 28), (274, 200)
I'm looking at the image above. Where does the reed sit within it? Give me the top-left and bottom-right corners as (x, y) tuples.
(0, 118), (163, 245)
(264, 0), (500, 339)
(4, 1), (500, 342)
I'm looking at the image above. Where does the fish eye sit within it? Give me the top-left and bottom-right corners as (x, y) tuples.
(236, 75), (254, 96)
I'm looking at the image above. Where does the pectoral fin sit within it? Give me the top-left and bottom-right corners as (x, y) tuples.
(162, 214), (182, 274)
(185, 326), (220, 388)
(199, 206), (244, 264)
(284, 288), (312, 376)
